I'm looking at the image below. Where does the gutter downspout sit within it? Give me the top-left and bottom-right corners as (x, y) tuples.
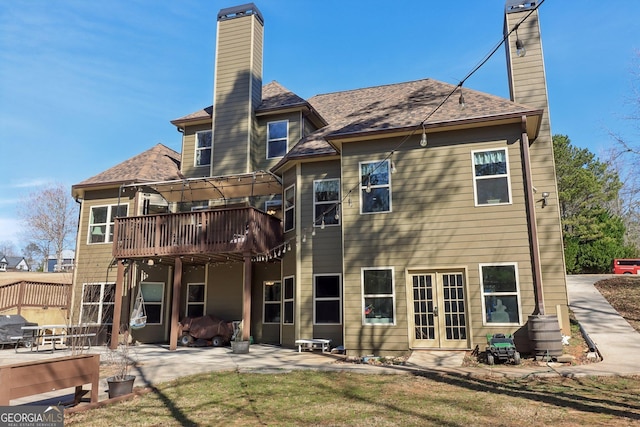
(521, 115), (545, 315)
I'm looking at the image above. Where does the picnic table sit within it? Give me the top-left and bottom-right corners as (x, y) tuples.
(15, 324), (95, 353)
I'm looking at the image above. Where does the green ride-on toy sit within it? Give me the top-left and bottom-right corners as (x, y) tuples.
(485, 333), (521, 365)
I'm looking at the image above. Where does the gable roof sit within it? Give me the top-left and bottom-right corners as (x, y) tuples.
(72, 143), (181, 197)
(271, 78), (541, 171)
(0, 255), (28, 269)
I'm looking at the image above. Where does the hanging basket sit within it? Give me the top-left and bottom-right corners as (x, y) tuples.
(130, 287), (147, 330)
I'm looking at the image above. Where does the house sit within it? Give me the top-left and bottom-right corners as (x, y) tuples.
(0, 255), (29, 272)
(70, 1), (569, 355)
(46, 250), (76, 272)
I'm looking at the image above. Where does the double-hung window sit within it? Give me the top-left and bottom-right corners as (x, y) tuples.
(267, 120), (288, 159)
(186, 283), (206, 318)
(314, 179), (340, 227)
(195, 130), (212, 167)
(283, 276), (295, 324)
(362, 268), (395, 325)
(88, 204), (127, 244)
(80, 283), (115, 325)
(314, 274), (341, 324)
(360, 160), (391, 213)
(141, 282), (165, 325)
(472, 148), (511, 205)
(480, 263), (521, 325)
(263, 281), (281, 324)
(284, 185), (295, 232)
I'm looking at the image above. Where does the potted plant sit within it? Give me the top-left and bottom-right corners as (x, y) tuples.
(230, 321), (250, 354)
(105, 327), (136, 398)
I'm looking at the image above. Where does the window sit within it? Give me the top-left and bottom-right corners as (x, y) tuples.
(284, 185), (295, 232)
(265, 195), (282, 217)
(80, 283), (115, 325)
(186, 283), (206, 318)
(141, 282), (165, 325)
(314, 179), (340, 227)
(480, 264), (521, 325)
(362, 268), (395, 325)
(195, 130), (212, 167)
(314, 275), (341, 324)
(472, 149), (511, 205)
(263, 281), (281, 324)
(283, 276), (295, 324)
(267, 121), (288, 159)
(88, 204), (128, 244)
(360, 160), (391, 213)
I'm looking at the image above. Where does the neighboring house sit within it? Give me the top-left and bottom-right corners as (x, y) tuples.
(71, 1), (569, 356)
(0, 255), (29, 272)
(46, 250), (76, 272)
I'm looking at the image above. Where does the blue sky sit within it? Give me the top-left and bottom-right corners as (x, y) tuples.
(1, 0), (639, 249)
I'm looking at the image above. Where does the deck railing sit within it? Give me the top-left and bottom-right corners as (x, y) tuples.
(0, 281), (72, 313)
(113, 207), (283, 259)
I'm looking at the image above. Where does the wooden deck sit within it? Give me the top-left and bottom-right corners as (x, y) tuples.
(112, 207), (282, 262)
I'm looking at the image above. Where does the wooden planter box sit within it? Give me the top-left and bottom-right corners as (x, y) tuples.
(0, 354), (99, 405)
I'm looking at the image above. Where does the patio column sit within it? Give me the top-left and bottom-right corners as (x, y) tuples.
(110, 259), (126, 350)
(242, 252), (252, 341)
(169, 257), (183, 350)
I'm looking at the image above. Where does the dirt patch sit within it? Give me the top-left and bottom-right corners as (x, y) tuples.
(594, 276), (640, 333)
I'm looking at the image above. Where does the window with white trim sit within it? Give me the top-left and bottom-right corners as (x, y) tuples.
(284, 185), (295, 232)
(480, 263), (521, 325)
(186, 283), (206, 318)
(195, 130), (212, 167)
(263, 281), (281, 324)
(314, 179), (340, 227)
(283, 276), (295, 324)
(80, 283), (115, 325)
(141, 282), (165, 325)
(88, 204), (128, 244)
(362, 268), (395, 325)
(472, 148), (511, 205)
(360, 160), (391, 213)
(267, 120), (288, 159)
(314, 274), (341, 324)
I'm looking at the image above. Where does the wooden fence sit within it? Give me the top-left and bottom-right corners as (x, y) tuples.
(0, 280), (72, 313)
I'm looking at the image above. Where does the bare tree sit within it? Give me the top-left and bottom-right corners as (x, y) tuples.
(17, 183), (78, 271)
(0, 240), (18, 257)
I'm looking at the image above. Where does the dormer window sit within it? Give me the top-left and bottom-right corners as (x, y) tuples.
(267, 120), (288, 159)
(195, 130), (212, 167)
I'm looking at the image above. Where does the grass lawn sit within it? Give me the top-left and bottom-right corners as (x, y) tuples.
(66, 370), (640, 426)
(65, 277), (640, 426)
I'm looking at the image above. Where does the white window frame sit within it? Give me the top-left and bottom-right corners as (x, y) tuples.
(471, 148), (512, 206)
(479, 262), (522, 326)
(87, 204), (128, 245)
(141, 281), (165, 325)
(361, 267), (396, 326)
(359, 160), (392, 214)
(284, 184), (295, 232)
(79, 282), (115, 325)
(186, 283), (206, 318)
(263, 280), (281, 324)
(313, 274), (342, 325)
(266, 120), (289, 159)
(313, 179), (341, 227)
(195, 130), (212, 167)
(283, 275), (295, 325)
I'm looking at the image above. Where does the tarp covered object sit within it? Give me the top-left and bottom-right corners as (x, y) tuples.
(0, 314), (37, 344)
(180, 315), (233, 342)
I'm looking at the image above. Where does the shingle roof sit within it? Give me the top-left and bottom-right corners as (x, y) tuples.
(272, 78), (539, 169)
(257, 81), (309, 111)
(72, 143), (181, 191)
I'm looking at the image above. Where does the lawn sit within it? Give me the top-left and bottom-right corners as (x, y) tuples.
(65, 276), (640, 426)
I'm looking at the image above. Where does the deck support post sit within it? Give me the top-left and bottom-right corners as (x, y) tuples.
(169, 257), (183, 350)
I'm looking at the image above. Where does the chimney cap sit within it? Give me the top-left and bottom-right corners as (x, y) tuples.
(218, 3), (264, 24)
(505, 0), (537, 13)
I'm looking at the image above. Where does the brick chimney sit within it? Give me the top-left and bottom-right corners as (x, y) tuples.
(211, 4), (264, 176)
